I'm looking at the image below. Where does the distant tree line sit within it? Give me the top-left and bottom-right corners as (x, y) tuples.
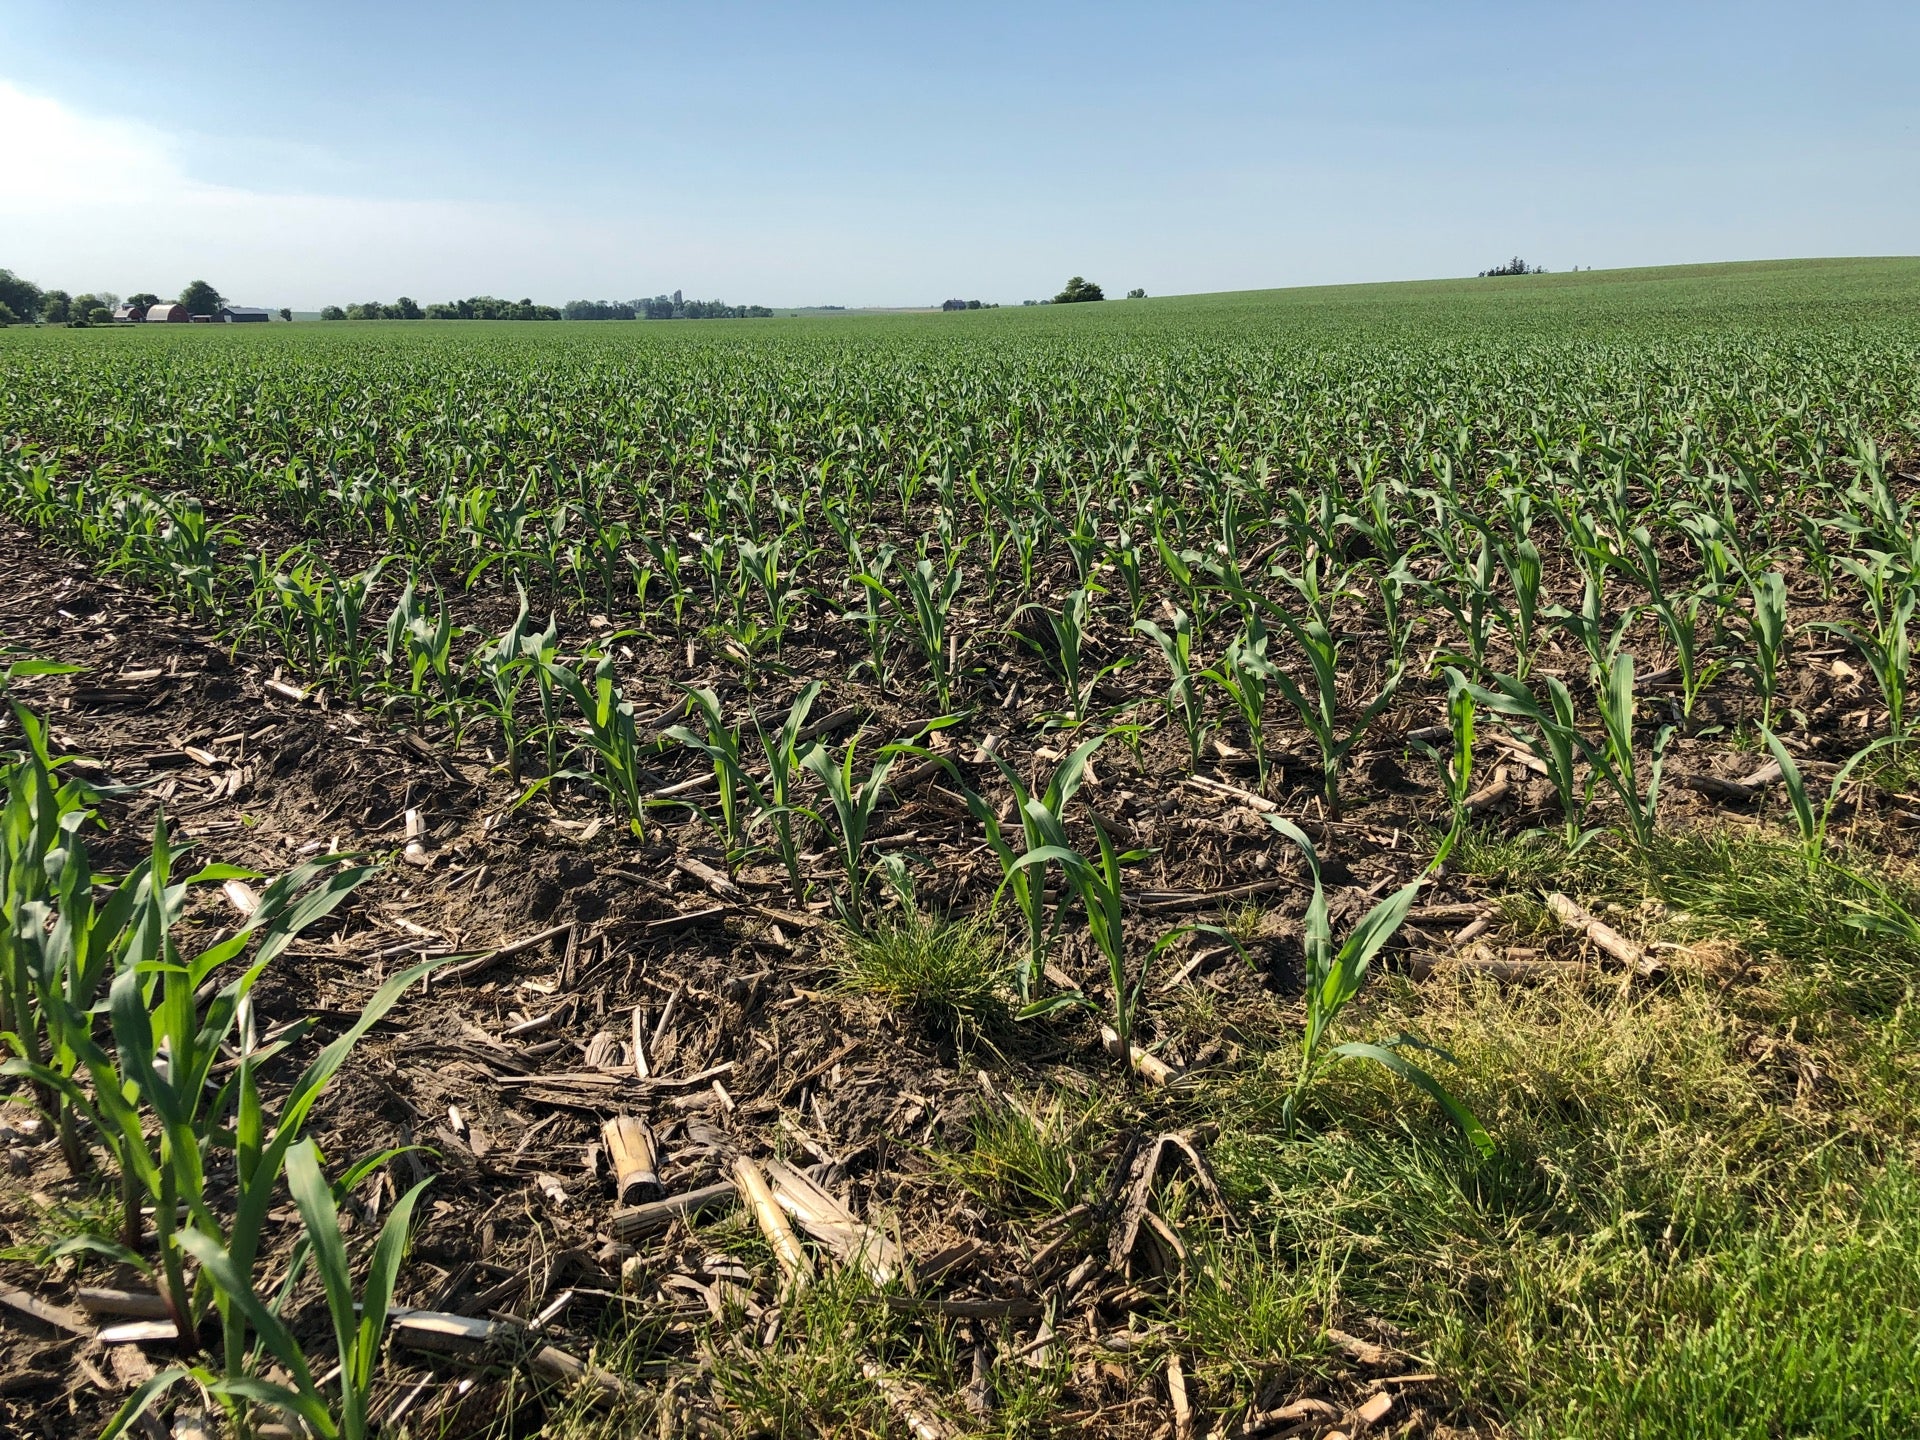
(940, 299), (998, 311)
(318, 296), (557, 321)
(1479, 256), (1546, 277)
(562, 296), (775, 320)
(317, 293), (772, 322)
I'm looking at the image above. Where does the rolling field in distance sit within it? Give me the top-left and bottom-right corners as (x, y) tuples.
(2, 256), (1919, 1438)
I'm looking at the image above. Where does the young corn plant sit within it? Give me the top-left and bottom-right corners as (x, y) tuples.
(1015, 588), (1110, 724)
(1621, 526), (1726, 720)
(317, 557), (390, 702)
(843, 541), (898, 692)
(1409, 670), (1478, 867)
(1375, 557), (1419, 674)
(963, 734), (1107, 1002)
(1761, 728), (1899, 866)
(1462, 670), (1600, 850)
(1259, 601), (1402, 815)
(1550, 571), (1637, 687)
(1, 699), (102, 1171)
(1134, 608), (1206, 767)
(547, 651), (652, 838)
(1593, 652), (1674, 851)
(7, 818), (433, 1376)
(1014, 819), (1221, 1082)
(798, 731), (900, 928)
(381, 578), (463, 730)
(1112, 524), (1148, 618)
(860, 556), (963, 708)
(1815, 587), (1914, 739)
(749, 680), (822, 902)
(116, 1141), (431, 1440)
(1738, 569), (1791, 729)
(1265, 816), (1491, 1153)
(737, 535), (802, 646)
(1420, 531), (1505, 671)
(1201, 615), (1276, 787)
(468, 589), (543, 782)
(1497, 536), (1545, 678)
(665, 686), (755, 858)
(153, 497), (231, 623)
(640, 531), (692, 630)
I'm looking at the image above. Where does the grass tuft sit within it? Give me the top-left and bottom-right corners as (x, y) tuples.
(835, 908), (1010, 1041)
(941, 1091), (1105, 1216)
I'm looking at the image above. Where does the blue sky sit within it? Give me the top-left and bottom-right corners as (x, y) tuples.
(4, 0), (1917, 308)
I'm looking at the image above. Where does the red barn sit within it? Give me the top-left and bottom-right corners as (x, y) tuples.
(144, 303), (188, 322)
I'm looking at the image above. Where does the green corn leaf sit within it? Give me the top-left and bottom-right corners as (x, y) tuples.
(1329, 1040), (1494, 1157)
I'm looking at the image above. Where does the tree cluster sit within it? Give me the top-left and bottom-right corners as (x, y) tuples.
(1053, 276), (1105, 303)
(0, 270), (286, 325)
(0, 268), (44, 323)
(180, 279), (224, 316)
(562, 294), (777, 321)
(1479, 257), (1546, 277)
(627, 294), (774, 320)
(317, 294), (772, 322)
(320, 296), (560, 321)
(940, 299), (997, 311)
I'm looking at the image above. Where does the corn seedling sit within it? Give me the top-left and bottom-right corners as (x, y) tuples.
(1593, 652), (1674, 850)
(114, 1141), (431, 1440)
(798, 731), (900, 928)
(1762, 728), (1900, 865)
(1265, 816), (1490, 1153)
(1463, 669), (1601, 850)
(1, 700), (101, 1171)
(4, 811), (437, 1381)
(1814, 587), (1914, 738)
(1497, 536), (1545, 678)
(665, 686), (756, 856)
(1739, 569), (1791, 728)
(1258, 600), (1402, 814)
(1015, 819), (1223, 1080)
(1202, 615), (1276, 786)
(546, 651), (652, 837)
(1421, 530), (1504, 670)
(1015, 588), (1106, 723)
(1409, 669), (1478, 866)
(859, 555), (963, 708)
(964, 734), (1106, 1001)
(749, 680), (823, 901)
(1134, 608), (1206, 766)
(1551, 571), (1638, 687)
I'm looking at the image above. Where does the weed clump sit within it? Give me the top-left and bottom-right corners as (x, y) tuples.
(834, 909), (1009, 1041)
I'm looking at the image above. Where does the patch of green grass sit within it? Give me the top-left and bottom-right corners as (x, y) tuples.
(1451, 823), (1920, 1018)
(835, 909), (1010, 1042)
(1446, 822), (1597, 891)
(1219, 901), (1268, 948)
(1860, 737), (1920, 797)
(0, 1179), (125, 1269)
(543, 1265), (1073, 1440)
(1185, 859), (1920, 1432)
(1536, 1164), (1920, 1440)
(940, 1091), (1107, 1216)
(1640, 831), (1920, 1017)
(1172, 1232), (1338, 1401)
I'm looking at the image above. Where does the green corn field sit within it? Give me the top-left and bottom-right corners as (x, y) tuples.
(3, 256), (1919, 1438)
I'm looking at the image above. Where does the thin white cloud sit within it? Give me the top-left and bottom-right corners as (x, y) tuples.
(0, 80), (685, 308)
